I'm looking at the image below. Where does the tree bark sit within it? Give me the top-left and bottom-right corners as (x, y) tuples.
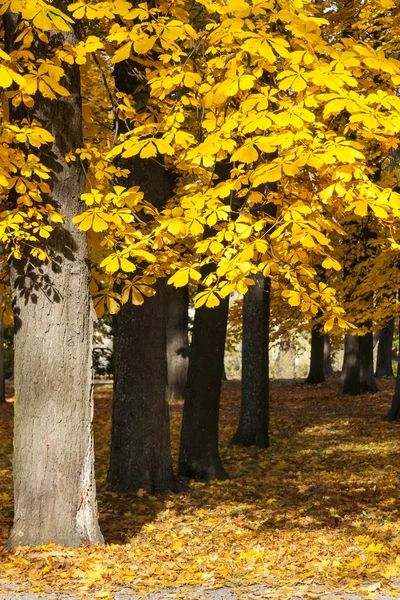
(166, 285), (189, 404)
(6, 5), (103, 547)
(341, 334), (361, 395)
(359, 330), (378, 393)
(386, 317), (400, 421)
(106, 60), (176, 494)
(323, 334), (334, 377)
(178, 293), (230, 480)
(231, 273), (270, 448)
(0, 321), (5, 403)
(305, 324), (326, 384)
(375, 319), (394, 377)
(107, 277), (176, 493)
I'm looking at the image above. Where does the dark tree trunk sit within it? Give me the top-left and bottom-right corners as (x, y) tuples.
(0, 321), (5, 403)
(375, 319), (394, 377)
(106, 156), (176, 494)
(386, 318), (400, 421)
(232, 273), (270, 448)
(106, 61), (176, 494)
(305, 324), (325, 384)
(323, 334), (334, 377)
(5, 5), (103, 547)
(107, 278), (176, 493)
(178, 294), (230, 480)
(359, 330), (378, 393)
(341, 334), (361, 395)
(166, 285), (189, 403)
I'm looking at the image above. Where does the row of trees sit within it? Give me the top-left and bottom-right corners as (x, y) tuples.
(1, 0), (400, 548)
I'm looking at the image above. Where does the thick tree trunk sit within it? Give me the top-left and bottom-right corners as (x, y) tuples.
(106, 60), (176, 493)
(375, 319), (394, 377)
(341, 334), (361, 395)
(359, 330), (378, 393)
(6, 6), (103, 547)
(107, 278), (176, 493)
(178, 294), (229, 480)
(386, 318), (400, 421)
(305, 324), (326, 384)
(166, 285), (189, 404)
(323, 334), (334, 377)
(232, 273), (270, 448)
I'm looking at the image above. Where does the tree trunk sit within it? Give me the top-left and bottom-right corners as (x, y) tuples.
(305, 324), (325, 384)
(341, 334), (361, 395)
(359, 330), (378, 393)
(323, 334), (334, 377)
(375, 319), (394, 377)
(166, 285), (189, 403)
(386, 317), (400, 421)
(178, 294), (230, 480)
(6, 6), (103, 547)
(231, 273), (270, 448)
(107, 278), (176, 493)
(0, 321), (5, 403)
(106, 60), (176, 494)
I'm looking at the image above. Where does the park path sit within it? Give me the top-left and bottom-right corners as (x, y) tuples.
(0, 583), (400, 600)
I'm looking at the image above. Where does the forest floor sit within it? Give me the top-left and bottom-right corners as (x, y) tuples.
(0, 378), (400, 599)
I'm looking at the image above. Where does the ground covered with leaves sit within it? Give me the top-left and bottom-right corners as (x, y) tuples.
(0, 379), (400, 599)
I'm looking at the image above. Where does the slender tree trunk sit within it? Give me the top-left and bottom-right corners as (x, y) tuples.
(305, 324), (325, 384)
(232, 274), (270, 448)
(375, 319), (394, 377)
(359, 330), (378, 393)
(341, 334), (361, 395)
(5, 6), (103, 547)
(386, 317), (400, 421)
(323, 334), (334, 377)
(178, 293), (229, 480)
(0, 321), (5, 403)
(166, 285), (189, 404)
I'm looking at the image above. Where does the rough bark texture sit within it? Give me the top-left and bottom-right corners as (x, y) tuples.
(178, 294), (230, 480)
(231, 274), (270, 448)
(0, 321), (5, 403)
(359, 330), (378, 394)
(386, 318), (400, 421)
(375, 319), (394, 378)
(6, 6), (103, 547)
(323, 334), (334, 377)
(341, 334), (361, 396)
(166, 285), (189, 404)
(305, 324), (326, 384)
(106, 59), (176, 494)
(107, 277), (176, 493)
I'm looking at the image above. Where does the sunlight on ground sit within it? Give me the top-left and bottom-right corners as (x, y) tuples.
(0, 379), (400, 598)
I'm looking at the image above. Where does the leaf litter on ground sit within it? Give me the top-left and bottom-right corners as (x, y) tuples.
(0, 379), (400, 599)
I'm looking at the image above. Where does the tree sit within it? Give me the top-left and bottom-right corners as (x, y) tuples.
(106, 58), (176, 493)
(0, 319), (5, 404)
(305, 322), (326, 385)
(386, 313), (400, 421)
(166, 285), (189, 403)
(3, 1), (103, 547)
(232, 273), (270, 448)
(375, 319), (394, 377)
(341, 334), (361, 396)
(323, 334), (334, 378)
(178, 268), (229, 480)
